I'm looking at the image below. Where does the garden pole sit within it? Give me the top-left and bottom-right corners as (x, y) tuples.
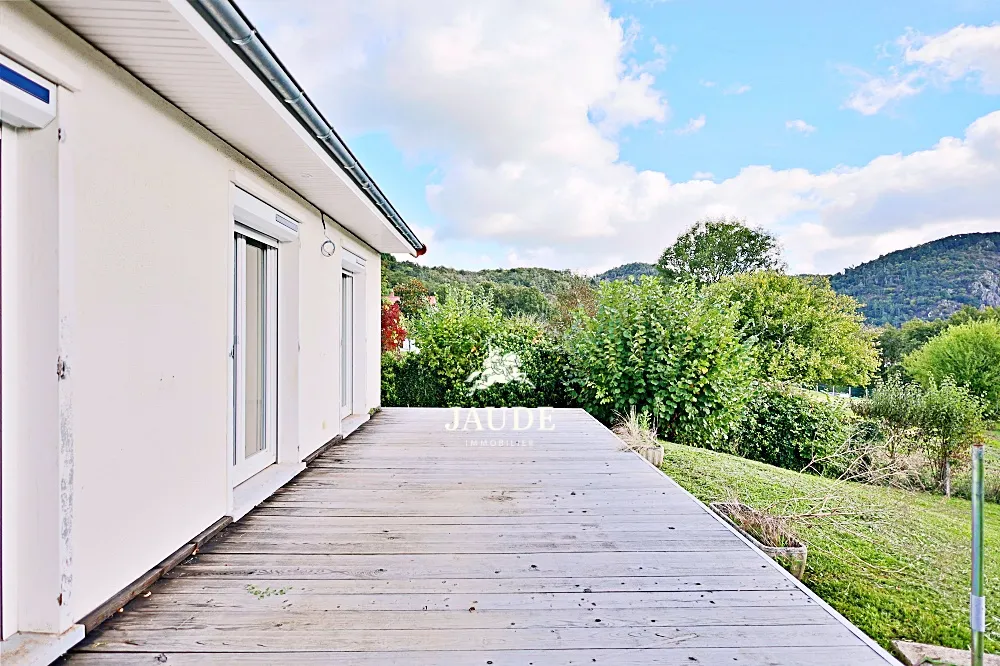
(971, 441), (985, 666)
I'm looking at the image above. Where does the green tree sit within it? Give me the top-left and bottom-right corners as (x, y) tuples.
(903, 320), (1000, 416)
(876, 318), (949, 381)
(477, 281), (553, 319)
(708, 272), (878, 386)
(565, 276), (752, 447)
(657, 217), (783, 285)
(393, 277), (431, 318)
(549, 281), (598, 333)
(917, 378), (984, 497)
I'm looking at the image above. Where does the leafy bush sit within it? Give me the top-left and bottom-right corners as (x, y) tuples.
(381, 350), (444, 407)
(853, 377), (986, 497)
(904, 319), (1000, 416)
(381, 288), (568, 408)
(729, 385), (852, 474)
(853, 378), (924, 460)
(565, 276), (751, 447)
(380, 300), (406, 352)
(917, 377), (985, 496)
(548, 281), (597, 333)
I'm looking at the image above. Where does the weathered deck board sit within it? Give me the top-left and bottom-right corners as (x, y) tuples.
(68, 407), (897, 665)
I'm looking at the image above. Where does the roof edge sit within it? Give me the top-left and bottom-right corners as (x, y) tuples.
(187, 0), (425, 254)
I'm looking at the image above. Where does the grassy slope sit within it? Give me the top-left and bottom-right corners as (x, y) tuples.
(660, 440), (999, 653)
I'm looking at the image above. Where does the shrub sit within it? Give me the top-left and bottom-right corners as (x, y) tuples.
(381, 288), (568, 408)
(380, 300), (406, 352)
(903, 319), (1000, 416)
(729, 385), (852, 473)
(565, 277), (751, 447)
(850, 378), (990, 497)
(853, 378), (924, 460)
(917, 377), (985, 497)
(548, 281), (597, 334)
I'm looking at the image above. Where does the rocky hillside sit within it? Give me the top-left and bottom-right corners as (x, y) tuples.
(829, 232), (1000, 326)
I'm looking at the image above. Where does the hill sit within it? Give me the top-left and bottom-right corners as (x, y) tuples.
(381, 254), (588, 297)
(829, 232), (1000, 326)
(595, 261), (658, 281)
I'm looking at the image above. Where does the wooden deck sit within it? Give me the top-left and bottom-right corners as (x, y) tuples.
(67, 407), (898, 665)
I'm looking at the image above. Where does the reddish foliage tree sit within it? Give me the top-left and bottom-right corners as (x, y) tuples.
(381, 300), (407, 352)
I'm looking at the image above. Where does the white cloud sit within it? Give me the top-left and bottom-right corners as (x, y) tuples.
(844, 23), (1000, 114)
(676, 114), (706, 135)
(785, 119), (817, 134)
(724, 83), (751, 95)
(692, 171), (715, 180)
(904, 23), (1000, 92)
(244, 2), (1000, 275)
(843, 66), (923, 115)
(699, 79), (717, 88)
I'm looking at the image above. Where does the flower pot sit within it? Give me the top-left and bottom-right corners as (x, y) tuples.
(710, 501), (808, 579)
(637, 444), (663, 467)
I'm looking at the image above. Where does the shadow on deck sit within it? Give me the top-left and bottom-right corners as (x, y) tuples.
(67, 407), (898, 665)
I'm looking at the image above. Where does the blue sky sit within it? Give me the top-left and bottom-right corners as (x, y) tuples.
(619, 0), (1000, 179)
(243, 1), (1000, 275)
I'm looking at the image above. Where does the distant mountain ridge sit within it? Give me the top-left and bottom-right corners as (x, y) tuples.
(594, 232), (1000, 327)
(829, 232), (1000, 326)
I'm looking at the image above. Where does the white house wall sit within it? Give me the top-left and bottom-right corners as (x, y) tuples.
(1, 2), (382, 633)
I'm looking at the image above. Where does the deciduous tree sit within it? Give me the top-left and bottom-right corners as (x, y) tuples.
(709, 272), (878, 386)
(657, 217), (783, 284)
(904, 320), (1000, 416)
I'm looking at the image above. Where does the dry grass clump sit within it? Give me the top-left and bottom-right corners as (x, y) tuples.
(713, 500), (802, 548)
(612, 407), (660, 451)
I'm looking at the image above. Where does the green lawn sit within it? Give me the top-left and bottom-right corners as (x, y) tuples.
(659, 440), (1000, 653)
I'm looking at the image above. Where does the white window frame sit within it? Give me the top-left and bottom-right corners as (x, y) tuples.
(341, 249), (367, 421)
(228, 186), (297, 487)
(232, 230), (279, 485)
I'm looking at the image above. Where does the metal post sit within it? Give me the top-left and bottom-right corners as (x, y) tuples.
(971, 441), (986, 666)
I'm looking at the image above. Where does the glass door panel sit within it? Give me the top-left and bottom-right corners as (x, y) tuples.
(341, 272), (354, 416)
(233, 233), (277, 485)
(244, 242), (265, 459)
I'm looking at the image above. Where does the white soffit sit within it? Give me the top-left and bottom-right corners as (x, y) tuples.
(36, 0), (416, 255)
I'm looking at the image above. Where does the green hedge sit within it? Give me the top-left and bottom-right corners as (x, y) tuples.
(728, 385), (852, 473)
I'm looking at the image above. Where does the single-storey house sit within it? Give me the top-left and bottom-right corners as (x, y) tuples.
(0, 0), (424, 661)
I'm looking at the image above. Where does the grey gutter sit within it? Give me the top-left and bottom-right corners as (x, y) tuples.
(188, 0), (426, 255)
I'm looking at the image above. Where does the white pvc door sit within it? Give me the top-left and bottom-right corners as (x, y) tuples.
(233, 232), (278, 484)
(341, 272), (354, 416)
